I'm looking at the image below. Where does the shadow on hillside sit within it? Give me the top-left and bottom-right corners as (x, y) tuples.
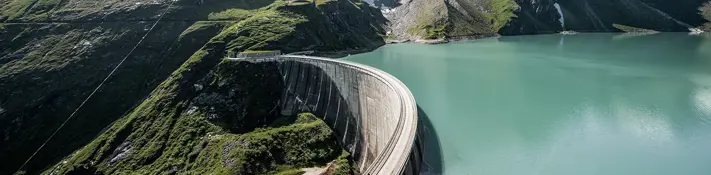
(372, 0), (402, 8)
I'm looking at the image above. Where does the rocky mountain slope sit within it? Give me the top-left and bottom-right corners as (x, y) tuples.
(383, 0), (711, 40)
(0, 0), (384, 174)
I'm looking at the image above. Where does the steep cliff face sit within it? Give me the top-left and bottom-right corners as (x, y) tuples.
(557, 0), (708, 32)
(1, 0), (384, 174)
(382, 0), (710, 40)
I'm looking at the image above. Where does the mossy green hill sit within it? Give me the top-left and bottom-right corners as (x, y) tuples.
(1, 0), (383, 174)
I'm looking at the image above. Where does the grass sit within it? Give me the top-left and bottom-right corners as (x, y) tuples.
(0, 0), (36, 20)
(0, 29), (83, 77)
(180, 21), (230, 39)
(1, 20), (224, 175)
(613, 23), (658, 33)
(1, 21), (215, 175)
(166, 0), (275, 20)
(406, 0), (516, 38)
(42, 20), (348, 174)
(288, 0), (312, 6)
(207, 9), (252, 20)
(22, 0), (60, 20)
(44, 43), (214, 173)
(409, 24), (446, 39)
(223, 9), (307, 51)
(445, 2), (496, 36)
(47, 86), (342, 174)
(485, 0), (519, 31)
(312, 0), (332, 6)
(332, 151), (356, 175)
(38, 32), (221, 174)
(406, 1), (448, 39)
(0, 0), (61, 21)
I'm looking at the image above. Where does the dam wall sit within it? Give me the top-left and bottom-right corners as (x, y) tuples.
(238, 55), (421, 175)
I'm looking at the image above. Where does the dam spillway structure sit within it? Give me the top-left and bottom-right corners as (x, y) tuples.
(228, 55), (422, 175)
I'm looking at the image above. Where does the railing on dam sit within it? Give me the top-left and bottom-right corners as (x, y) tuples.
(229, 55), (421, 175)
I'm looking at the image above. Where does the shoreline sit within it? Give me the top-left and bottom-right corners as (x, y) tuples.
(385, 30), (708, 45)
(386, 33), (501, 45)
(320, 30), (709, 58)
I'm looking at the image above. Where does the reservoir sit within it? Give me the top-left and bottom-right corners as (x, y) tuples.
(345, 33), (711, 175)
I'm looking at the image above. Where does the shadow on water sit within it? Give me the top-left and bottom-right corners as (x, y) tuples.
(496, 33), (710, 70)
(418, 105), (444, 175)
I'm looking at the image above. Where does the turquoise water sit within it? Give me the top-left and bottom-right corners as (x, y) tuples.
(345, 33), (711, 175)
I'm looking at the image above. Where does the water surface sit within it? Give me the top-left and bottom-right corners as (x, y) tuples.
(345, 33), (711, 175)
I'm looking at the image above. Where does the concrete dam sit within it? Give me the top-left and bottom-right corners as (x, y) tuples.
(229, 55), (422, 175)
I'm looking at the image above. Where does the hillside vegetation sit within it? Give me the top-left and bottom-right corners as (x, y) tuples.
(612, 24), (658, 33)
(0, 0), (384, 174)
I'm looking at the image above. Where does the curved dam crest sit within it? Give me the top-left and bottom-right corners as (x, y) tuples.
(230, 55), (422, 175)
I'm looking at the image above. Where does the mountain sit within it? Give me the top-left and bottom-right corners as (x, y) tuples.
(383, 0), (711, 40)
(1, 0), (383, 174)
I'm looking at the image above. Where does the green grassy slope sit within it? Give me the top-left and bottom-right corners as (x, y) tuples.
(1, 0), (383, 174)
(612, 23), (658, 33)
(483, 0), (519, 31)
(0, 21), (226, 175)
(42, 19), (348, 173)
